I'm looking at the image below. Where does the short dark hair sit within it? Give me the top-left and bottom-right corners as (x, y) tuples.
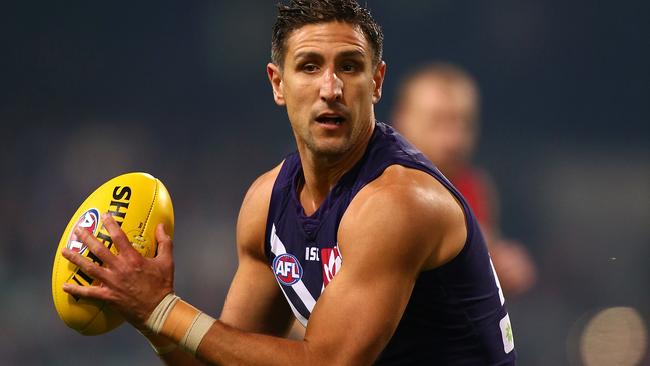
(271, 0), (384, 68)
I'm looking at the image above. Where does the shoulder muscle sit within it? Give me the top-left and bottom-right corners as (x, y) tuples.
(339, 165), (466, 271)
(236, 161), (284, 260)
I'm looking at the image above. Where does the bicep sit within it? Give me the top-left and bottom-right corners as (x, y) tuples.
(304, 261), (417, 365)
(220, 253), (294, 336)
(303, 205), (426, 363)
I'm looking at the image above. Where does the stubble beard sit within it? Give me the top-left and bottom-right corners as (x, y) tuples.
(299, 118), (375, 166)
(303, 133), (353, 161)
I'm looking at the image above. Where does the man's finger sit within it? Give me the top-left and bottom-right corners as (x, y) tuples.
(154, 223), (173, 260)
(74, 226), (116, 266)
(102, 213), (137, 257)
(61, 247), (108, 282)
(62, 282), (111, 301)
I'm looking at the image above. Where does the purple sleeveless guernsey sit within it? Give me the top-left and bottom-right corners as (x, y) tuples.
(265, 122), (516, 365)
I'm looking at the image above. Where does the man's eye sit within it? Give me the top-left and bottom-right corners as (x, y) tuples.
(303, 64), (319, 73)
(341, 63), (358, 73)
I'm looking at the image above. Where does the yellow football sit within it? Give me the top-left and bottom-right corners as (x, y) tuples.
(52, 172), (174, 335)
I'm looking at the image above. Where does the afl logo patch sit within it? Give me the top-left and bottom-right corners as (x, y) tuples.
(66, 208), (100, 255)
(273, 253), (303, 286)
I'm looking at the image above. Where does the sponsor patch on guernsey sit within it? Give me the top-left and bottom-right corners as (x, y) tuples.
(321, 246), (342, 287)
(499, 313), (515, 354)
(66, 208), (100, 255)
(273, 253), (303, 286)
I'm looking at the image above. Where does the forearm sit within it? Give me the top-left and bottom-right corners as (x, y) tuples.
(196, 321), (311, 366)
(147, 294), (315, 366)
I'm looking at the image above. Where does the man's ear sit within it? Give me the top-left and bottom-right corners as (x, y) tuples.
(267, 63), (285, 106)
(372, 61), (387, 104)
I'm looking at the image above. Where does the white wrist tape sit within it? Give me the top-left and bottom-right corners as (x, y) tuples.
(144, 292), (216, 356)
(146, 293), (180, 333)
(181, 312), (217, 354)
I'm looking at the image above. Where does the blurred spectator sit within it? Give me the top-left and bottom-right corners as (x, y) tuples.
(392, 62), (536, 297)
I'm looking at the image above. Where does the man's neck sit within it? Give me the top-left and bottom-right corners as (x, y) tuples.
(298, 122), (375, 216)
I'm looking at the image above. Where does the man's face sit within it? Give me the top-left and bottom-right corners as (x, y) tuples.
(268, 21), (385, 158)
(395, 77), (477, 178)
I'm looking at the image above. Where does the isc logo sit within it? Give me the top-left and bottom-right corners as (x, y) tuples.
(273, 253), (303, 286)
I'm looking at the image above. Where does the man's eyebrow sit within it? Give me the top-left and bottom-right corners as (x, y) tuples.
(337, 50), (366, 59)
(293, 49), (367, 61)
(293, 51), (324, 61)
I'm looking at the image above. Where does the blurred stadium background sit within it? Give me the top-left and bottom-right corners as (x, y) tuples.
(2, 1), (648, 365)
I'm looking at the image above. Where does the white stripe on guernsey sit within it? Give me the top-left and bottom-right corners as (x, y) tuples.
(279, 286), (309, 327)
(270, 224), (317, 323)
(489, 256), (505, 306)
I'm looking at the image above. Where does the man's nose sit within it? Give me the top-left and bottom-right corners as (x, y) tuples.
(319, 68), (343, 102)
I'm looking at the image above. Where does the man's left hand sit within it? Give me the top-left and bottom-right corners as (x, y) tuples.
(61, 214), (175, 327)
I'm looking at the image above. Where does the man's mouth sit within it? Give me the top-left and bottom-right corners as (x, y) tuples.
(315, 114), (345, 125)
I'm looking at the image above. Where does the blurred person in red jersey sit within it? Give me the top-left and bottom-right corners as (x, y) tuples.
(392, 62), (536, 297)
